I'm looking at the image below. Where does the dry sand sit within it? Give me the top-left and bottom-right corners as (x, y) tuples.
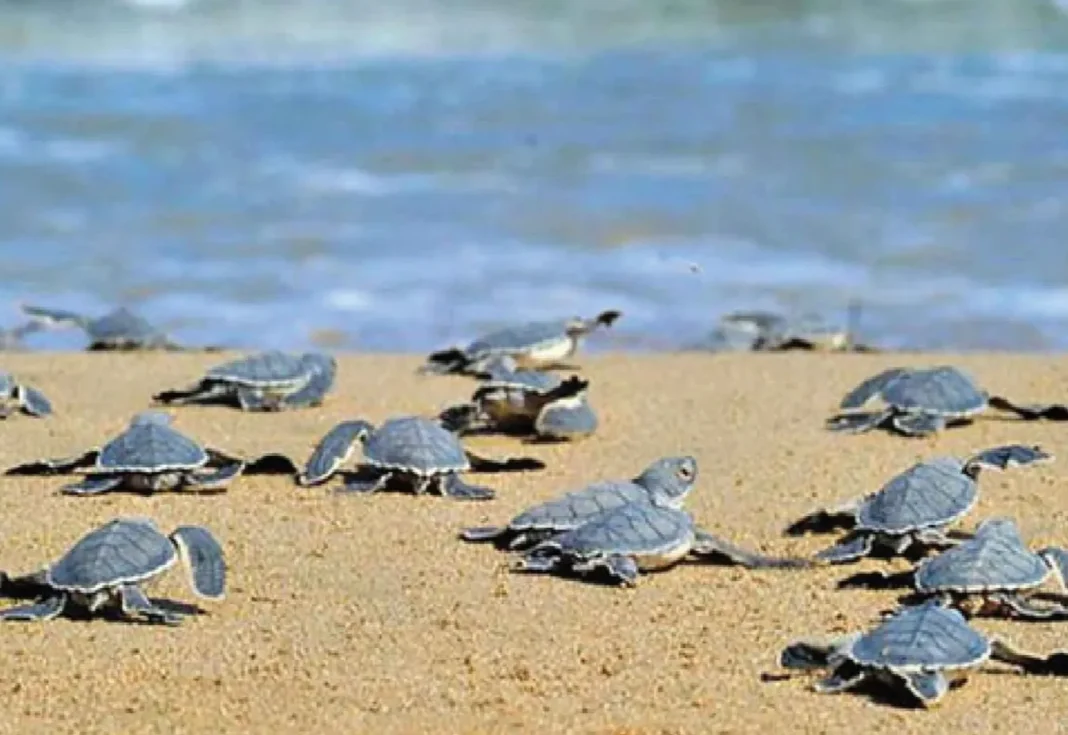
(1, 352), (1067, 734)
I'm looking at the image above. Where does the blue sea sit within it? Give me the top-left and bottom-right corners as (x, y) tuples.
(2, 0), (1068, 352)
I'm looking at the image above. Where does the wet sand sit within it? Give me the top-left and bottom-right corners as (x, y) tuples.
(1, 352), (1067, 734)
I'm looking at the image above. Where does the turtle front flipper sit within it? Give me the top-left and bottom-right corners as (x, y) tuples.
(965, 444), (1052, 473)
(778, 637), (849, 670)
(419, 348), (470, 375)
(465, 452), (546, 473)
(1039, 546), (1068, 591)
(891, 411), (946, 437)
(15, 385), (52, 417)
(154, 381), (232, 407)
(278, 363), (335, 410)
(61, 475), (125, 496)
(0, 594), (66, 622)
(813, 661), (867, 694)
(20, 304), (91, 329)
(586, 554), (640, 587)
(988, 395), (1068, 421)
(437, 403), (483, 433)
(814, 532), (874, 564)
(990, 638), (1068, 675)
(171, 525), (226, 599)
(337, 467), (391, 495)
(7, 449), (99, 476)
(1, 567), (51, 597)
(825, 410), (893, 434)
(299, 420), (374, 486)
(119, 585), (182, 625)
(440, 474), (495, 501)
(897, 670), (949, 706)
(691, 529), (813, 569)
(188, 460), (244, 491)
(783, 500), (859, 536)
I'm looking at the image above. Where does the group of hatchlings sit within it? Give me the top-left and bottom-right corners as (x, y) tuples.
(4, 303), (1068, 708)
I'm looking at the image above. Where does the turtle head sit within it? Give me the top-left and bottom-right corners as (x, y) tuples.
(564, 310), (622, 337)
(634, 455), (698, 508)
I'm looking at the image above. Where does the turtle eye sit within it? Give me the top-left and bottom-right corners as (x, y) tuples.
(676, 463), (694, 480)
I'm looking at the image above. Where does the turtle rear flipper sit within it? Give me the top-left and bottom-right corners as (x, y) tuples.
(15, 385), (52, 417)
(988, 395), (1068, 421)
(440, 474), (495, 501)
(154, 380), (232, 407)
(419, 348), (470, 375)
(188, 460), (244, 491)
(826, 410), (892, 434)
(990, 638), (1068, 675)
(0, 594), (66, 622)
(7, 449), (99, 476)
(692, 529), (813, 569)
(465, 452), (545, 473)
(62, 474), (125, 496)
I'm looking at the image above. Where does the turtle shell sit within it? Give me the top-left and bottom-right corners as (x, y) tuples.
(507, 480), (651, 535)
(881, 366), (987, 417)
(46, 517), (177, 594)
(856, 457), (976, 534)
(466, 320), (571, 359)
(88, 307), (166, 344)
(544, 502), (696, 567)
(206, 351), (314, 389)
(95, 412), (208, 474)
(362, 416), (469, 476)
(480, 369), (561, 395)
(915, 518), (1050, 594)
(846, 601), (990, 672)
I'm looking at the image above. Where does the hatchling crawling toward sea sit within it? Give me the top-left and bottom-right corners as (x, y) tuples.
(766, 600), (1062, 707)
(154, 350), (336, 411)
(0, 371), (52, 419)
(0, 516), (225, 625)
(827, 365), (1068, 437)
(297, 415), (545, 501)
(6, 411), (294, 496)
(21, 304), (194, 351)
(785, 444), (1051, 564)
(419, 310), (621, 376)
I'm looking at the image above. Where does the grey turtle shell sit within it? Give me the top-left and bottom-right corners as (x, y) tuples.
(363, 416), (469, 475)
(845, 601), (990, 671)
(46, 517), (177, 594)
(206, 351), (324, 388)
(541, 502), (696, 560)
(849, 366), (987, 417)
(507, 480), (652, 535)
(856, 457), (976, 534)
(465, 320), (575, 358)
(95, 412), (208, 473)
(915, 518), (1051, 593)
(87, 307), (164, 344)
(481, 368), (562, 395)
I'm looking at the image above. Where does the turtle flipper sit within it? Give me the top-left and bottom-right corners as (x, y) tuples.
(1039, 547), (1068, 591)
(419, 348), (470, 375)
(119, 585), (182, 625)
(838, 368), (907, 409)
(814, 662), (866, 694)
(7, 449), (99, 475)
(440, 474), (495, 501)
(592, 554), (640, 586)
(188, 460), (244, 491)
(465, 452), (546, 473)
(825, 410), (893, 434)
(0, 594), (66, 622)
(299, 420), (373, 486)
(779, 637), (849, 670)
(814, 533), (874, 564)
(279, 365), (335, 410)
(61, 475), (124, 496)
(236, 387), (284, 412)
(153, 381), (232, 407)
(15, 385), (52, 417)
(437, 403), (483, 433)
(20, 304), (91, 329)
(836, 569), (915, 590)
(171, 525), (226, 599)
(897, 670), (948, 706)
(511, 553), (560, 574)
(965, 444), (1052, 473)
(990, 638), (1068, 675)
(989, 591), (1068, 620)
(783, 500), (859, 536)
(988, 395), (1068, 421)
(891, 411), (946, 437)
(459, 526), (506, 543)
(692, 529), (813, 569)
(337, 468), (391, 495)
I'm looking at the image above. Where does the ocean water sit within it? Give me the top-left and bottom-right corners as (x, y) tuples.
(2, 0), (1068, 352)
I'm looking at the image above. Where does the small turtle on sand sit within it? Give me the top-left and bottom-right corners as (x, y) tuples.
(20, 303), (213, 351)
(765, 600), (1061, 708)
(297, 415), (545, 501)
(841, 517), (1068, 620)
(706, 303), (876, 353)
(0, 372), (52, 418)
(461, 456), (698, 550)
(154, 350), (336, 411)
(511, 457), (812, 586)
(785, 444), (1051, 564)
(419, 310), (621, 376)
(5, 411), (294, 495)
(438, 364), (597, 442)
(0, 516), (225, 625)
(827, 365), (1068, 437)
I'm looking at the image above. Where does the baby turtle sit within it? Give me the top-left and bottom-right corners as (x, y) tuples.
(707, 303), (875, 353)
(438, 367), (597, 442)
(4, 411), (288, 496)
(767, 600), (1058, 707)
(20, 303), (203, 351)
(846, 518), (1068, 620)
(297, 415), (546, 501)
(0, 371), (52, 418)
(827, 365), (1068, 436)
(419, 310), (622, 376)
(785, 444), (1051, 564)
(461, 456), (698, 550)
(154, 350), (336, 411)
(0, 516), (225, 625)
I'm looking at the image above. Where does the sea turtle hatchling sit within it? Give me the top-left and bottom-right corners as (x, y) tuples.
(0, 371), (52, 418)
(419, 310), (622, 376)
(20, 303), (208, 351)
(297, 415), (546, 501)
(5, 411), (292, 496)
(827, 365), (1068, 437)
(438, 365), (597, 441)
(460, 456), (698, 550)
(154, 350), (337, 411)
(766, 600), (1059, 708)
(706, 304), (876, 353)
(513, 464), (813, 586)
(842, 517), (1068, 620)
(0, 516), (225, 625)
(785, 444), (1052, 564)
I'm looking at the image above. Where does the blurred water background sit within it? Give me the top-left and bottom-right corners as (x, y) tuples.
(2, 0), (1068, 352)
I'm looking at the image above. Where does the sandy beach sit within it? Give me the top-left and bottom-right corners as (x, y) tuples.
(1, 351), (1068, 734)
